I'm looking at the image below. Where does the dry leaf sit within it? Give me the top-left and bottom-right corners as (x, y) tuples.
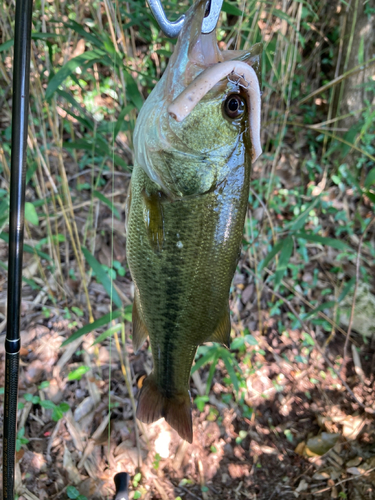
(346, 457), (362, 467)
(347, 467), (362, 475)
(305, 433), (340, 456)
(295, 441), (306, 455)
(342, 415), (365, 439)
(63, 445), (81, 485)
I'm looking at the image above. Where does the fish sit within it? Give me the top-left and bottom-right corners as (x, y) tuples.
(126, 0), (262, 443)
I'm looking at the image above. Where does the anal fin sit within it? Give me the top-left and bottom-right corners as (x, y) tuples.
(132, 298), (149, 353)
(205, 307), (231, 347)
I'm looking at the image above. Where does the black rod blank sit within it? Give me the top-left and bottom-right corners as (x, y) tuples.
(113, 473), (129, 500)
(3, 0), (33, 498)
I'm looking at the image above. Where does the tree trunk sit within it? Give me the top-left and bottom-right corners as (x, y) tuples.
(339, 0), (375, 164)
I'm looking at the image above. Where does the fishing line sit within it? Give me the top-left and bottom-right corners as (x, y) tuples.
(107, 3), (118, 496)
(235, 0), (247, 50)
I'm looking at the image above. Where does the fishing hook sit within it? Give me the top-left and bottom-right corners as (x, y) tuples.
(146, 0), (224, 38)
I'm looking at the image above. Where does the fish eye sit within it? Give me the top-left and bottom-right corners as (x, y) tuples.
(223, 94), (246, 119)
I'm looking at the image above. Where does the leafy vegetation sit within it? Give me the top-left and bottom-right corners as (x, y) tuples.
(0, 0), (374, 498)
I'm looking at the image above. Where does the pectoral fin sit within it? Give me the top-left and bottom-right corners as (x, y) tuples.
(132, 298), (149, 353)
(142, 190), (164, 252)
(205, 308), (231, 347)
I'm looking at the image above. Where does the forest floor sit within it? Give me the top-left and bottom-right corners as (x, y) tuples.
(1, 1), (375, 499)
(0, 158), (374, 500)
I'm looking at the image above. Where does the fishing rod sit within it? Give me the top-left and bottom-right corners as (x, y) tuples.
(1, 0), (131, 498)
(2, 0), (33, 497)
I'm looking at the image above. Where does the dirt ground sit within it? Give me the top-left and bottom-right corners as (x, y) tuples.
(0, 201), (374, 500)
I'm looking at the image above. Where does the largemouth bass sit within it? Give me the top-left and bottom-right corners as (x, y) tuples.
(126, 0), (262, 443)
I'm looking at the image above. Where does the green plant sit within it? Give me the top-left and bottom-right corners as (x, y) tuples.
(67, 366), (90, 381)
(132, 472), (142, 488)
(16, 427), (29, 452)
(194, 395), (209, 411)
(152, 453), (161, 471)
(66, 485), (87, 500)
(193, 344), (241, 397)
(23, 392), (70, 421)
(235, 430), (248, 445)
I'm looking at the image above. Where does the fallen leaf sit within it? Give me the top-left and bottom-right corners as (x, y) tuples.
(342, 415), (365, 439)
(312, 472), (330, 480)
(63, 445), (81, 485)
(296, 479), (308, 492)
(305, 433), (340, 456)
(295, 441), (305, 455)
(346, 467), (362, 475)
(346, 457), (362, 467)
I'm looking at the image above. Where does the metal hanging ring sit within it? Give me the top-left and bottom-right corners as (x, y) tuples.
(147, 0), (223, 38)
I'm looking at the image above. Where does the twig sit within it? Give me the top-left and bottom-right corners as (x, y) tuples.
(246, 266), (375, 415)
(301, 467), (375, 496)
(50, 485), (68, 500)
(342, 217), (375, 372)
(46, 419), (61, 463)
(267, 488), (277, 500)
(113, 324), (143, 467)
(177, 485), (203, 500)
(152, 479), (169, 500)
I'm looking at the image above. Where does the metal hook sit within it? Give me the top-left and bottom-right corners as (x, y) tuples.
(147, 0), (223, 38)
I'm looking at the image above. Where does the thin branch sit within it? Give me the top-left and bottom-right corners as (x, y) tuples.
(342, 217), (375, 371)
(177, 485), (203, 500)
(302, 467), (375, 496)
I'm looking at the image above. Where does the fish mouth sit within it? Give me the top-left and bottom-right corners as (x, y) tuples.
(133, 1), (263, 196)
(168, 60), (262, 163)
(166, 0), (263, 163)
(164, 0), (224, 98)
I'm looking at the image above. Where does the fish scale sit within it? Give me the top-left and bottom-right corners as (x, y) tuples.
(126, 138), (251, 441)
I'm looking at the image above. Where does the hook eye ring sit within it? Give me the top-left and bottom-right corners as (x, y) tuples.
(146, 0), (223, 38)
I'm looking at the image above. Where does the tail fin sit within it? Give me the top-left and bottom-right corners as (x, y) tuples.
(136, 375), (193, 443)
